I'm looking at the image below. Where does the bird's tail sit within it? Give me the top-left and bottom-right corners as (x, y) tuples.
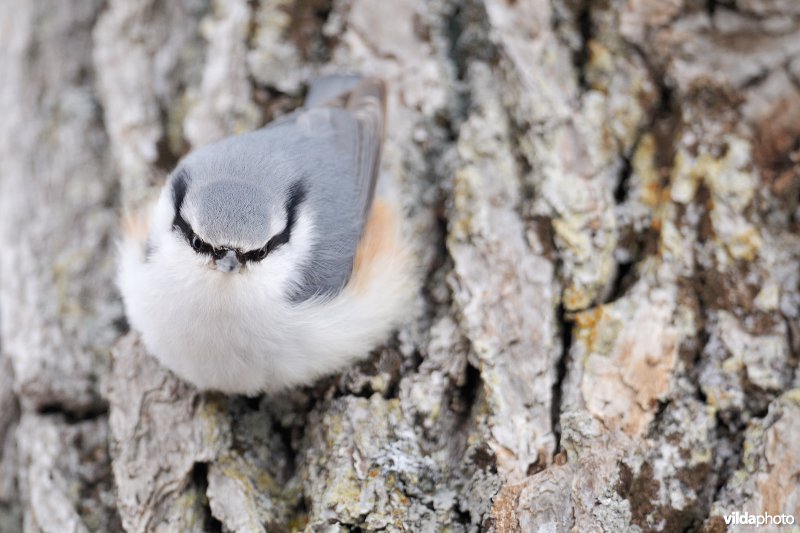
(344, 77), (386, 140)
(305, 75), (386, 132)
(304, 74), (363, 108)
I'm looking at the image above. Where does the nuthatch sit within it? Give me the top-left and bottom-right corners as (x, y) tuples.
(117, 76), (416, 394)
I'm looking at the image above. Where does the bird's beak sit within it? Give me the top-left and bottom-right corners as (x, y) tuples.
(215, 250), (241, 273)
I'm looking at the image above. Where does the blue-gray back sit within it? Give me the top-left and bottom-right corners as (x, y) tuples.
(173, 76), (385, 301)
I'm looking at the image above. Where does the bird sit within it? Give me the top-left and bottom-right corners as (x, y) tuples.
(117, 75), (416, 395)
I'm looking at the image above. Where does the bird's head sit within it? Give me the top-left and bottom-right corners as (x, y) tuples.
(148, 159), (313, 298)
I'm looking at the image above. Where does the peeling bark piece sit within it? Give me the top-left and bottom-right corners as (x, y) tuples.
(301, 396), (443, 530)
(488, 412), (638, 533)
(491, 399), (718, 532)
(699, 310), (792, 415)
(107, 335), (229, 533)
(568, 281), (679, 438)
(399, 314), (468, 442)
(620, 398), (717, 531)
(16, 413), (120, 533)
(490, 465), (574, 533)
(707, 390), (800, 529)
(206, 399), (299, 532)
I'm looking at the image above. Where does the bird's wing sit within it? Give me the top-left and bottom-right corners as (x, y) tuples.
(263, 77), (387, 301)
(273, 76), (386, 222)
(303, 74), (363, 108)
(341, 77), (386, 220)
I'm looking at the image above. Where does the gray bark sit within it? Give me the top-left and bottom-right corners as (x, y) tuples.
(1, 0), (799, 531)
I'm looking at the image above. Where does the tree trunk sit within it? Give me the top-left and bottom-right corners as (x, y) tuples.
(1, 0), (799, 531)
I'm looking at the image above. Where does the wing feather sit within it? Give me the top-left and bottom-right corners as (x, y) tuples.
(343, 78), (386, 219)
(264, 76), (386, 226)
(261, 76), (387, 299)
(300, 76), (386, 222)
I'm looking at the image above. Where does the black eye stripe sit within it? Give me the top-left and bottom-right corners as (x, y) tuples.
(170, 169), (214, 254)
(172, 169), (189, 211)
(282, 180), (307, 240)
(275, 181), (308, 247)
(171, 169), (193, 241)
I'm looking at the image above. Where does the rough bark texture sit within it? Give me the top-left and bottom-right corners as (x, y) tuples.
(1, 0), (799, 531)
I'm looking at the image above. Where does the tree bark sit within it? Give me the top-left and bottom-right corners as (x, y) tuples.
(1, 0), (799, 531)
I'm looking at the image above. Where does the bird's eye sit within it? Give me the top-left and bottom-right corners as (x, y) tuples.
(191, 235), (203, 252)
(248, 238), (275, 262)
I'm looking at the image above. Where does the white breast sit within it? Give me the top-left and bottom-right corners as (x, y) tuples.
(116, 200), (415, 394)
